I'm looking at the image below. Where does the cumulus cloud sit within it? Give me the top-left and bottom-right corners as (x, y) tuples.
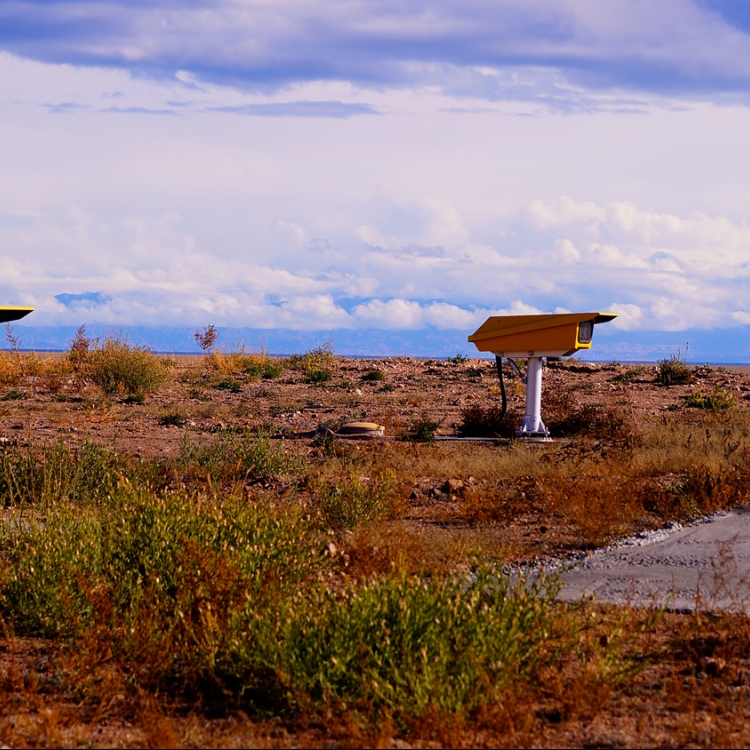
(527, 197), (750, 264)
(351, 299), (477, 330)
(1, 190), (748, 335)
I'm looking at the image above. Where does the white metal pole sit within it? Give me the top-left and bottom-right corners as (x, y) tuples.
(517, 357), (548, 436)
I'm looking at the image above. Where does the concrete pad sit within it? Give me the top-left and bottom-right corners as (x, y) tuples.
(559, 506), (750, 612)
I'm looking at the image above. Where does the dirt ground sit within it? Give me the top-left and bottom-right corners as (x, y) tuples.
(5, 355), (747, 455)
(3, 353), (749, 563)
(0, 353), (749, 747)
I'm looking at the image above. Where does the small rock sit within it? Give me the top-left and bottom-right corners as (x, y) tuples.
(735, 668), (750, 686)
(325, 542), (338, 557)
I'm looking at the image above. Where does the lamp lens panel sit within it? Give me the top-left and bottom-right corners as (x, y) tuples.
(578, 321), (593, 344)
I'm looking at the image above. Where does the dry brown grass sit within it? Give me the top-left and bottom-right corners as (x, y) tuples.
(312, 420), (750, 552)
(0, 351), (71, 390)
(338, 521), (521, 579)
(207, 345), (268, 374)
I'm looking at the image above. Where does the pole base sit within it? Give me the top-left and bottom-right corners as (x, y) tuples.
(514, 428), (552, 442)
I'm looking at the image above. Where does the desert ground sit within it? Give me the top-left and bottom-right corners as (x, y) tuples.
(0, 340), (749, 747)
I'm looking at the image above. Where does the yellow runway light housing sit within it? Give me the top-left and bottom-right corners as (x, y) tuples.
(468, 312), (617, 358)
(468, 312), (617, 440)
(0, 307), (33, 324)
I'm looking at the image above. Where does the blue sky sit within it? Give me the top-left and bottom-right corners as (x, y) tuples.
(0, 0), (749, 357)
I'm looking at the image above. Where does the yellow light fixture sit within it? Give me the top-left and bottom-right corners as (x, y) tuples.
(468, 312), (617, 358)
(0, 307), (33, 324)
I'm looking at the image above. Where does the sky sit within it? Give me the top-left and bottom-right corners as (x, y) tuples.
(1, 0), (749, 357)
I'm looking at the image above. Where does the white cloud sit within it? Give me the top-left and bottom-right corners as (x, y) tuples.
(554, 239), (581, 263)
(0, 52), (748, 343)
(609, 303), (644, 330)
(351, 299), (480, 330)
(354, 225), (395, 250)
(278, 220), (309, 245)
(527, 197), (750, 264)
(2, 186), (749, 333)
(587, 244), (647, 268)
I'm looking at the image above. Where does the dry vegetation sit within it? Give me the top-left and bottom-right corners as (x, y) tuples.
(0, 330), (748, 746)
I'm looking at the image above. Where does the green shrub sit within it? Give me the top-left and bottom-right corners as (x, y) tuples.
(159, 411), (185, 427)
(178, 431), (302, 483)
(284, 341), (336, 372)
(87, 335), (170, 400)
(0, 487), (321, 653)
(0, 440), (160, 507)
(0, 483), (564, 722)
(310, 470), (400, 530)
(214, 378), (242, 393)
(611, 365), (647, 383)
(685, 387), (734, 411)
(242, 359), (283, 380)
(1, 389), (26, 401)
(405, 414), (441, 443)
(303, 368), (332, 384)
(260, 362), (283, 379)
(271, 567), (562, 721)
(361, 369), (385, 382)
(379, 383), (395, 393)
(657, 351), (691, 386)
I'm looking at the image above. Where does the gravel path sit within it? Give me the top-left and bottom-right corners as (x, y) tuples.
(559, 505), (750, 612)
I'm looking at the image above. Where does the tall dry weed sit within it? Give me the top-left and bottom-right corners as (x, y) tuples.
(538, 476), (643, 547)
(0, 351), (69, 389)
(208, 345), (283, 380)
